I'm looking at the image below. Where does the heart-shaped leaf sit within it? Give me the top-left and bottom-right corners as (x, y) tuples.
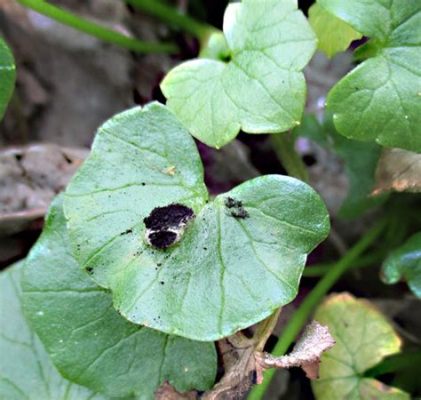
(0, 262), (106, 400)
(23, 197), (217, 399)
(161, 0), (317, 149)
(64, 102), (330, 341)
(312, 293), (409, 400)
(381, 232), (421, 298)
(308, 3), (362, 58)
(0, 38), (16, 121)
(318, 0), (421, 152)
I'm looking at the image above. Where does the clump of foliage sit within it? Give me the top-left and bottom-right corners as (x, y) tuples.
(1, 0), (420, 399)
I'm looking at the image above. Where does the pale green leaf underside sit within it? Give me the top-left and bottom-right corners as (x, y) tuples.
(309, 3), (362, 58)
(0, 38), (16, 121)
(161, 0), (317, 148)
(312, 293), (409, 400)
(0, 262), (106, 400)
(319, 0), (421, 151)
(381, 231), (421, 298)
(23, 197), (216, 399)
(64, 103), (330, 341)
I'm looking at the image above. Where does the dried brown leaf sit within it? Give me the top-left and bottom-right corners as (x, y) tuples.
(155, 382), (197, 400)
(256, 321), (335, 380)
(373, 148), (421, 195)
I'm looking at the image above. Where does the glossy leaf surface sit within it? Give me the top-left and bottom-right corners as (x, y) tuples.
(319, 0), (421, 151)
(0, 262), (106, 400)
(23, 197), (216, 399)
(64, 103), (330, 341)
(161, 0), (317, 148)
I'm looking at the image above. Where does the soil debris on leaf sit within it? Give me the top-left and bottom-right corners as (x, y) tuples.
(224, 196), (249, 219)
(144, 204), (195, 249)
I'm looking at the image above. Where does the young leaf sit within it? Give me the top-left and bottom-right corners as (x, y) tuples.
(318, 0), (421, 151)
(308, 3), (362, 58)
(312, 293), (410, 400)
(161, 0), (317, 148)
(0, 38), (16, 121)
(381, 232), (421, 298)
(23, 196), (217, 399)
(0, 262), (106, 400)
(64, 102), (330, 341)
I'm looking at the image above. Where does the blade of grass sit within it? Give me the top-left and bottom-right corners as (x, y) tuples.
(17, 0), (177, 54)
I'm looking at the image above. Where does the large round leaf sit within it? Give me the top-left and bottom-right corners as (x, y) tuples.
(0, 262), (106, 400)
(161, 0), (317, 148)
(23, 197), (216, 399)
(312, 293), (409, 400)
(64, 102), (330, 341)
(319, 0), (421, 151)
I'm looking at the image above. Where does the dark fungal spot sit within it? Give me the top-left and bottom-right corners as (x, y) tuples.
(144, 204), (194, 231)
(230, 208), (249, 219)
(159, 281), (165, 285)
(120, 228), (133, 235)
(224, 196), (249, 219)
(224, 196), (242, 208)
(86, 266), (93, 274)
(148, 230), (178, 249)
(144, 203), (195, 249)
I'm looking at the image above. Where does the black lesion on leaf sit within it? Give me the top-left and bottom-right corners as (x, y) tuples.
(144, 204), (194, 230)
(148, 230), (178, 249)
(120, 228), (133, 235)
(224, 196), (249, 219)
(144, 203), (195, 249)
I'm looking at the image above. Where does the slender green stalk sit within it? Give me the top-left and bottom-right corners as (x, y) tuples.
(247, 219), (388, 400)
(125, 0), (217, 42)
(17, 0), (177, 53)
(302, 249), (385, 277)
(271, 133), (309, 182)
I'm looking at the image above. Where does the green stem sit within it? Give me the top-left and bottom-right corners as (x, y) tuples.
(302, 249), (385, 277)
(125, 0), (217, 42)
(247, 219), (388, 400)
(365, 351), (421, 377)
(271, 133), (309, 182)
(17, 0), (177, 54)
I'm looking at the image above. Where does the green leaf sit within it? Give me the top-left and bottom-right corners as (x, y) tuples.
(295, 113), (385, 218)
(23, 196), (217, 399)
(318, 0), (421, 151)
(0, 38), (16, 121)
(0, 262), (106, 400)
(312, 293), (410, 400)
(323, 114), (384, 219)
(381, 232), (421, 298)
(64, 102), (330, 341)
(161, 0), (317, 149)
(308, 3), (362, 58)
